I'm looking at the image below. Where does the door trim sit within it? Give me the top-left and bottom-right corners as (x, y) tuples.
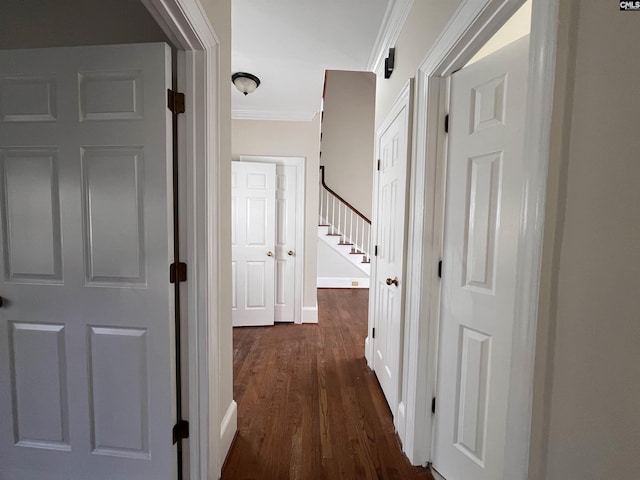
(400, 0), (560, 476)
(141, 1), (224, 479)
(239, 155), (305, 325)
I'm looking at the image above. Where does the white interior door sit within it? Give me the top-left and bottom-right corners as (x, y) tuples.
(231, 161), (276, 327)
(239, 155), (304, 324)
(371, 88), (411, 419)
(273, 164), (299, 323)
(0, 43), (175, 480)
(432, 36), (529, 480)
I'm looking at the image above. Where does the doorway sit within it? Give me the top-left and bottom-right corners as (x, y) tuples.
(432, 34), (530, 480)
(0, 1), (224, 478)
(397, 2), (560, 479)
(231, 156), (305, 327)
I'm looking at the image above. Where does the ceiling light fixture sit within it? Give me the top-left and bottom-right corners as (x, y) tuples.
(232, 72), (261, 95)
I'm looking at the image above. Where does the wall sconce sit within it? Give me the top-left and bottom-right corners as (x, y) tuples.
(232, 72), (261, 95)
(384, 47), (395, 79)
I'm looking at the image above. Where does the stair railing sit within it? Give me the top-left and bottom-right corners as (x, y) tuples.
(318, 166), (371, 263)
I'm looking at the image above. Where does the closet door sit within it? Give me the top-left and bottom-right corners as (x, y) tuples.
(231, 161), (276, 327)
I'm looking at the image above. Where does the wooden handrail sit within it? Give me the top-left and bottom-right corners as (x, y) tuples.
(319, 166), (371, 224)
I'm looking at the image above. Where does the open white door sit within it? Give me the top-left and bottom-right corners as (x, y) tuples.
(370, 83), (412, 419)
(432, 36), (529, 480)
(0, 43), (175, 480)
(231, 161), (276, 327)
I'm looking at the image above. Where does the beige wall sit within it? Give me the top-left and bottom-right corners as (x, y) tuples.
(375, 0), (462, 128)
(232, 117), (321, 310)
(321, 70), (376, 219)
(0, 0), (169, 48)
(533, 1), (640, 478)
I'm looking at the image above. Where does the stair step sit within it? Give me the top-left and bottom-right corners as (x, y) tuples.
(318, 224), (330, 227)
(326, 233), (342, 237)
(338, 242), (354, 246)
(361, 259), (371, 264)
(349, 250), (363, 255)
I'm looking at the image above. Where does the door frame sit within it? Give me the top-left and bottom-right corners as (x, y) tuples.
(239, 155), (306, 325)
(141, 1), (224, 479)
(399, 0), (560, 476)
(366, 80), (413, 423)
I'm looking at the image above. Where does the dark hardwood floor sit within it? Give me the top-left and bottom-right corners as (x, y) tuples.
(222, 288), (433, 480)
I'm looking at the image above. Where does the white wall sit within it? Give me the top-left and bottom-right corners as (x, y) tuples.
(321, 70), (376, 219)
(317, 240), (367, 278)
(232, 117), (320, 311)
(375, 0), (462, 128)
(533, 1), (640, 478)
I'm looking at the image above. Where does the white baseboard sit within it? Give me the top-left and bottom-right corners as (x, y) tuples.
(220, 400), (237, 463)
(396, 401), (406, 440)
(431, 467), (445, 480)
(302, 304), (318, 323)
(317, 276), (370, 288)
(365, 336), (372, 367)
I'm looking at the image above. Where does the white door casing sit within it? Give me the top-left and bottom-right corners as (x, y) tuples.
(369, 81), (412, 421)
(239, 155), (305, 324)
(432, 36), (529, 480)
(0, 43), (175, 480)
(231, 161), (276, 327)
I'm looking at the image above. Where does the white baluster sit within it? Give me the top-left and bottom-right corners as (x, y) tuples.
(349, 211), (353, 246)
(331, 195), (336, 234)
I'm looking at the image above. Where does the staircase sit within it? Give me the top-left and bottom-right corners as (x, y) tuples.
(318, 166), (371, 287)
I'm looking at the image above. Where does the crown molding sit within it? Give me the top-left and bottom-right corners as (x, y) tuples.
(232, 108), (318, 122)
(367, 0), (415, 75)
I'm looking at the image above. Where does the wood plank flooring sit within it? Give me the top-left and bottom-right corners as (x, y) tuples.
(222, 288), (433, 480)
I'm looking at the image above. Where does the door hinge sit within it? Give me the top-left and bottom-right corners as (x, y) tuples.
(372, 327), (376, 339)
(170, 262), (187, 283)
(438, 260), (442, 279)
(432, 397), (436, 414)
(172, 419), (189, 444)
(377, 159), (381, 171)
(168, 89), (186, 114)
(374, 245), (378, 256)
(444, 114), (449, 133)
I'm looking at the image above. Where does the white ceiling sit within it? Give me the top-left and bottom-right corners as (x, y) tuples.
(232, 0), (390, 121)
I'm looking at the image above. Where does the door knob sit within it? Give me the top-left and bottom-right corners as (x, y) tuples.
(267, 251), (273, 257)
(287, 250), (295, 256)
(386, 277), (399, 287)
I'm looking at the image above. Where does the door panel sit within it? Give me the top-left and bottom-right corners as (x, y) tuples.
(231, 161), (276, 327)
(432, 36), (529, 480)
(0, 43), (174, 480)
(1, 148), (62, 282)
(371, 87), (411, 418)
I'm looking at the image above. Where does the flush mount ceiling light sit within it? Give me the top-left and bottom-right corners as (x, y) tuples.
(232, 72), (261, 95)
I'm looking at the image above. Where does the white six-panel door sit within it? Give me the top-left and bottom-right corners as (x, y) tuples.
(371, 85), (411, 419)
(0, 43), (175, 480)
(432, 36), (529, 480)
(231, 161), (276, 327)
